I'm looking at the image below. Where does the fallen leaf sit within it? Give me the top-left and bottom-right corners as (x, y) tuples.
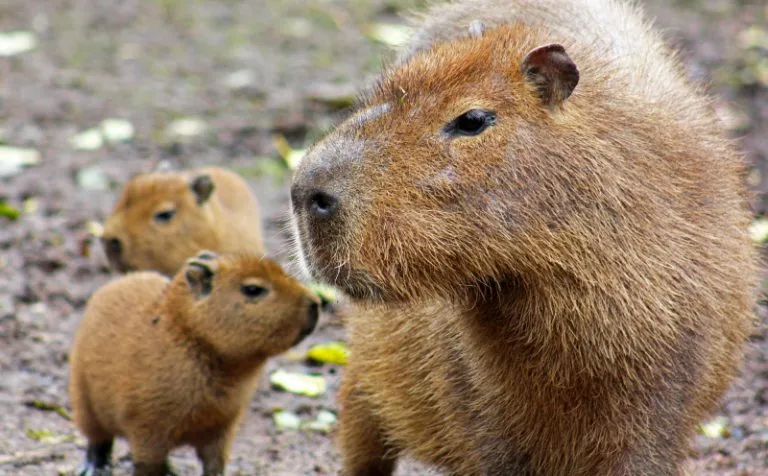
(77, 165), (109, 191)
(0, 145), (41, 177)
(25, 428), (74, 444)
(273, 410), (302, 431)
(167, 117), (207, 139)
(0, 201), (20, 220)
(269, 369), (326, 397)
(86, 221), (104, 238)
(100, 118), (135, 143)
(738, 25), (768, 50)
(307, 341), (349, 366)
(23, 197), (38, 214)
(223, 69), (256, 90)
(272, 134), (306, 170)
(308, 282), (339, 305)
(365, 23), (411, 47)
(0, 31), (37, 57)
(70, 128), (104, 151)
(301, 409), (338, 434)
(749, 218), (768, 243)
(699, 416), (730, 439)
(23, 400), (71, 420)
(280, 18), (313, 39)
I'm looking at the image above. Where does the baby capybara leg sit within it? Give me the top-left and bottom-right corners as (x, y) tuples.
(338, 380), (398, 476)
(76, 439), (114, 476)
(195, 430), (234, 476)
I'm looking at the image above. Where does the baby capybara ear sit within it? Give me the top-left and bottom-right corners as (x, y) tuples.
(190, 174), (215, 205)
(184, 256), (218, 299)
(521, 43), (579, 107)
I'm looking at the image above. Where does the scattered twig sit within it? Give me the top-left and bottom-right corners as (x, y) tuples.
(0, 447), (65, 467)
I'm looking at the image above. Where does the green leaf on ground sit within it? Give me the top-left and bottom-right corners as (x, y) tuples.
(100, 118), (135, 143)
(301, 409), (338, 434)
(307, 341), (349, 366)
(308, 282), (339, 305)
(0, 201), (20, 220)
(699, 416), (730, 439)
(0, 145), (41, 177)
(749, 218), (768, 243)
(167, 117), (207, 140)
(77, 165), (109, 191)
(0, 31), (37, 57)
(365, 23), (411, 47)
(273, 410), (302, 431)
(25, 428), (74, 444)
(86, 220), (104, 238)
(24, 400), (71, 420)
(272, 134), (306, 170)
(70, 128), (104, 151)
(269, 369), (326, 397)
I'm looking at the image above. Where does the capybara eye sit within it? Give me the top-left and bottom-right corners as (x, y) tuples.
(241, 284), (268, 299)
(153, 209), (176, 223)
(444, 109), (496, 137)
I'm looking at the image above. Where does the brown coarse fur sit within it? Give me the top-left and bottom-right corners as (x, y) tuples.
(101, 166), (264, 276)
(289, 0), (758, 474)
(68, 252), (319, 476)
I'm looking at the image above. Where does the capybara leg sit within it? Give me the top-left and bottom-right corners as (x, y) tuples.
(195, 431), (233, 476)
(76, 439), (114, 476)
(338, 385), (397, 476)
(132, 461), (173, 476)
(130, 439), (173, 476)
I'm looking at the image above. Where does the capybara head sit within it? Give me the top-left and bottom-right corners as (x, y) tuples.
(101, 171), (221, 276)
(292, 25), (593, 302)
(170, 251), (319, 358)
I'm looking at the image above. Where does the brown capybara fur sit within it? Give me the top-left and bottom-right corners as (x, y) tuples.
(68, 251), (319, 476)
(101, 166), (264, 276)
(289, 0), (758, 474)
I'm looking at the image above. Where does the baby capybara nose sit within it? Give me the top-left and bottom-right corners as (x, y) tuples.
(101, 236), (122, 261)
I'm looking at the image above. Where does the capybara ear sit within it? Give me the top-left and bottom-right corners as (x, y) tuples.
(185, 258), (217, 298)
(190, 174), (215, 205)
(521, 43), (579, 107)
(468, 20), (485, 38)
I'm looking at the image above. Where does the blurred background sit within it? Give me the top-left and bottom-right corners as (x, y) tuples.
(0, 0), (766, 474)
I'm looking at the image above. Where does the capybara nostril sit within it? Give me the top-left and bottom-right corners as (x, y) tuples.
(307, 190), (338, 219)
(102, 237), (122, 259)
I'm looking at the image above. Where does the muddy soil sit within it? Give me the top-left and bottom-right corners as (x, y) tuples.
(0, 0), (765, 475)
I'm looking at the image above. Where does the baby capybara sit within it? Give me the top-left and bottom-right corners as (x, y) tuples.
(69, 251), (319, 476)
(290, 0), (757, 474)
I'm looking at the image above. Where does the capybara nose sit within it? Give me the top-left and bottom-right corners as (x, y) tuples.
(307, 190), (338, 219)
(101, 236), (122, 261)
(291, 179), (340, 220)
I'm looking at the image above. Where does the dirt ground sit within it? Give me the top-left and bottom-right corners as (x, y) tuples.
(0, 0), (766, 475)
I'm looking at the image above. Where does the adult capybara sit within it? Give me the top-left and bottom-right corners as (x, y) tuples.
(289, 0), (757, 474)
(69, 251), (319, 476)
(101, 167), (264, 276)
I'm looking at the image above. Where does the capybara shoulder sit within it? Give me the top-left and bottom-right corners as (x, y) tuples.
(101, 166), (264, 276)
(68, 251), (319, 475)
